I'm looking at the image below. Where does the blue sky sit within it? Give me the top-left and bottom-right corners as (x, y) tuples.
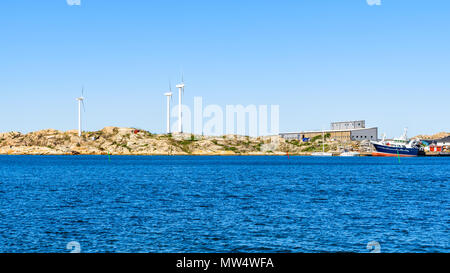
(0, 0), (449, 137)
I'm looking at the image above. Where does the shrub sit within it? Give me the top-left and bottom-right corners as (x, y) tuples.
(310, 135), (322, 142)
(254, 142), (262, 151)
(119, 143), (132, 152)
(289, 140), (300, 146)
(223, 145), (239, 153)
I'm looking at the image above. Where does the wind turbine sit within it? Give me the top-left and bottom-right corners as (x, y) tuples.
(175, 74), (185, 133)
(164, 82), (173, 134)
(76, 87), (86, 137)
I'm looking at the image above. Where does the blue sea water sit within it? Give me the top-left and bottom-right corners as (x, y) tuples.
(0, 155), (448, 253)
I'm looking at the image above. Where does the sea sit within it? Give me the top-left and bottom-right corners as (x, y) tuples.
(0, 155), (448, 253)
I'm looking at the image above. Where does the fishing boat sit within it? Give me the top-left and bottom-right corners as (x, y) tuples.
(312, 130), (333, 156)
(370, 128), (421, 157)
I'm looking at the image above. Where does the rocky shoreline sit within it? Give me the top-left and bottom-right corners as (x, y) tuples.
(0, 127), (361, 156)
(3, 127), (447, 156)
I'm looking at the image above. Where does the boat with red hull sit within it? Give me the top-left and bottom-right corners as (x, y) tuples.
(371, 128), (421, 157)
(371, 143), (419, 157)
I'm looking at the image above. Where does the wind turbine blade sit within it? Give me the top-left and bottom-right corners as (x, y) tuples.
(82, 100), (86, 112)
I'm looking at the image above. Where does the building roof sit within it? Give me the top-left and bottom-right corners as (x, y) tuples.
(331, 120), (365, 124)
(280, 127), (378, 135)
(436, 136), (450, 143)
(420, 136), (450, 144)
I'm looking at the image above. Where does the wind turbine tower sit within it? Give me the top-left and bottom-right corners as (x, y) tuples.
(164, 85), (173, 134)
(176, 76), (185, 133)
(76, 88), (85, 137)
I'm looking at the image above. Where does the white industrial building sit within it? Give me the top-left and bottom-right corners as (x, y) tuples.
(280, 120), (378, 142)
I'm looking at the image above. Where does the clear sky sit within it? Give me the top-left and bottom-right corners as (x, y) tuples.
(0, 0), (449, 137)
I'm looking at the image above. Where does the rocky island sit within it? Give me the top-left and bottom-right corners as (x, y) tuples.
(1, 127), (448, 156)
(0, 127), (364, 156)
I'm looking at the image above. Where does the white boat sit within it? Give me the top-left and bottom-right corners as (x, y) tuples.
(312, 152), (333, 156)
(340, 151), (360, 157)
(312, 130), (333, 156)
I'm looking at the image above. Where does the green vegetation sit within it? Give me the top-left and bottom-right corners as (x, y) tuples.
(166, 137), (197, 154)
(179, 141), (191, 153)
(118, 143), (132, 152)
(241, 140), (251, 148)
(111, 140), (132, 152)
(210, 139), (241, 154)
(179, 140), (193, 146)
(288, 140), (300, 146)
(254, 142), (263, 151)
(159, 133), (172, 140)
(302, 145), (316, 152)
(133, 129), (152, 138)
(223, 145), (239, 153)
(310, 133), (331, 142)
(302, 144), (330, 152)
(310, 135), (322, 142)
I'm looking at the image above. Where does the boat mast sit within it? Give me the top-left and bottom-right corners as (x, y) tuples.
(322, 130), (325, 153)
